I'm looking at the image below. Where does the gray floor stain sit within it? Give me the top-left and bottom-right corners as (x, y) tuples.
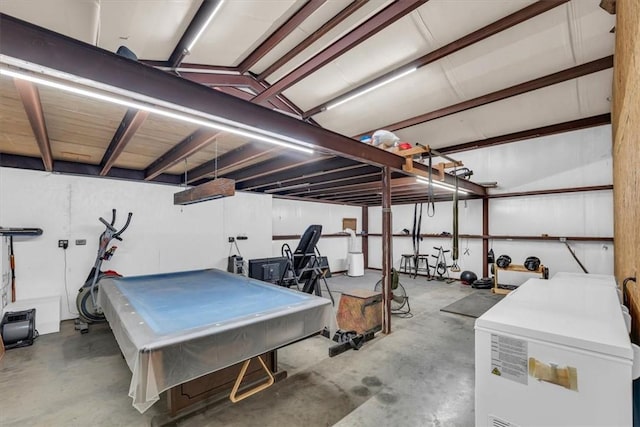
(350, 385), (370, 397)
(362, 376), (382, 387)
(375, 392), (399, 404)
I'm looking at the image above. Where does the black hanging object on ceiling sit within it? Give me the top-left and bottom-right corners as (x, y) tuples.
(116, 46), (138, 61)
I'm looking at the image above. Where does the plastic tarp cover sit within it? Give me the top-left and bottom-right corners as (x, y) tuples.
(99, 269), (332, 413)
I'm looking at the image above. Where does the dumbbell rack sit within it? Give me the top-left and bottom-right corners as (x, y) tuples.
(493, 263), (548, 294)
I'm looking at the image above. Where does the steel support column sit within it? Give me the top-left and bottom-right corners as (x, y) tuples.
(482, 198), (489, 278)
(362, 205), (368, 269)
(381, 166), (392, 334)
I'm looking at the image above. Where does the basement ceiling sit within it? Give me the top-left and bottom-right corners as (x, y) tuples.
(0, 0), (615, 206)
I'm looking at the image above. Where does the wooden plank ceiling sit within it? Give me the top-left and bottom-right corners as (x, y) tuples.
(0, 0), (615, 206)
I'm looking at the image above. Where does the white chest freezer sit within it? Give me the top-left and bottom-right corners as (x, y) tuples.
(475, 277), (639, 427)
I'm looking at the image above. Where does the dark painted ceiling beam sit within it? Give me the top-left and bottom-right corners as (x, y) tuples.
(100, 109), (149, 176)
(272, 193), (365, 206)
(0, 153), (182, 184)
(358, 55), (613, 136)
(186, 142), (273, 183)
(214, 86), (255, 101)
(303, 0), (569, 118)
(238, 0), (327, 74)
(177, 72), (254, 87)
(256, 164), (373, 192)
(438, 114), (611, 155)
(226, 155), (329, 183)
(179, 72), (302, 115)
(257, 0), (369, 81)
(277, 174), (385, 196)
(168, 0), (225, 68)
(0, 14), (483, 195)
(267, 171), (381, 194)
(252, 0), (428, 104)
(235, 156), (358, 189)
(145, 129), (220, 180)
(282, 175), (414, 197)
(13, 79), (53, 171)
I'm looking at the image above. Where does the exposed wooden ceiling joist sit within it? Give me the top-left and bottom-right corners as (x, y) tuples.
(357, 55), (614, 137)
(257, 0), (369, 82)
(13, 79), (53, 171)
(252, 0), (429, 104)
(238, 0), (327, 74)
(438, 114), (612, 155)
(303, 0), (569, 118)
(100, 109), (149, 176)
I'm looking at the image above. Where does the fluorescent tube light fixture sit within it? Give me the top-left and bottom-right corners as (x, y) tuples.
(0, 67), (313, 155)
(187, 0), (226, 53)
(416, 177), (469, 194)
(326, 67), (417, 111)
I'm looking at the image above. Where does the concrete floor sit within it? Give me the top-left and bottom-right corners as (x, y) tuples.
(0, 271), (479, 426)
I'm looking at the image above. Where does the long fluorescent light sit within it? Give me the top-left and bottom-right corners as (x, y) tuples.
(416, 177), (469, 194)
(0, 67), (313, 155)
(187, 0), (226, 53)
(326, 67), (417, 111)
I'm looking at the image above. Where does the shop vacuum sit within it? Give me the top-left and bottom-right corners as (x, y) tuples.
(1, 309), (38, 350)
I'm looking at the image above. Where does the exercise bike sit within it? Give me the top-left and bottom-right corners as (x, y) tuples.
(76, 209), (132, 327)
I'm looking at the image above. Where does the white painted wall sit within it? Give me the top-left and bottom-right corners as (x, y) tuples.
(271, 198), (361, 272)
(368, 125), (614, 284)
(0, 167), (272, 321)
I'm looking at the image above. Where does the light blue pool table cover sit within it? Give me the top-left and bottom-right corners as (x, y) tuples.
(99, 269), (332, 413)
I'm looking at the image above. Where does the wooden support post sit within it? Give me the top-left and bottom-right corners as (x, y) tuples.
(381, 166), (392, 334)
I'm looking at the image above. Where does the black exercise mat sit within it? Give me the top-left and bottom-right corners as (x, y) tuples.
(440, 291), (505, 318)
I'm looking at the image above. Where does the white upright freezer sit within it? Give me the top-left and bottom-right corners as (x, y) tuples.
(475, 276), (639, 427)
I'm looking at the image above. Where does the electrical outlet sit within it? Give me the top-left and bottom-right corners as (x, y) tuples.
(75, 239), (86, 246)
(236, 235), (248, 241)
(58, 239), (69, 249)
(228, 237), (235, 243)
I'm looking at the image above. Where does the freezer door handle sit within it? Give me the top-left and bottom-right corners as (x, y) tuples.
(633, 344), (640, 380)
(622, 311), (632, 333)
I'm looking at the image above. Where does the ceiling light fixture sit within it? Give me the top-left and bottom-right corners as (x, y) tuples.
(416, 177), (469, 194)
(326, 67), (418, 111)
(186, 0), (226, 53)
(0, 67), (314, 155)
(174, 178), (235, 205)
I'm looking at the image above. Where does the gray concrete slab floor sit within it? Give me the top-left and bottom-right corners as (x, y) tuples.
(0, 271), (478, 426)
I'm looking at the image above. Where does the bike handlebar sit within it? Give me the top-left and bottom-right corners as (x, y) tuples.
(99, 210), (133, 238)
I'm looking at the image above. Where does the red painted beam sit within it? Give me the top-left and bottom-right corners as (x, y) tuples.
(257, 0), (369, 81)
(13, 79), (53, 171)
(304, 0), (569, 118)
(357, 56), (614, 137)
(100, 109), (149, 175)
(145, 129), (220, 180)
(238, 0), (327, 74)
(252, 0), (428, 104)
(438, 114), (611, 155)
